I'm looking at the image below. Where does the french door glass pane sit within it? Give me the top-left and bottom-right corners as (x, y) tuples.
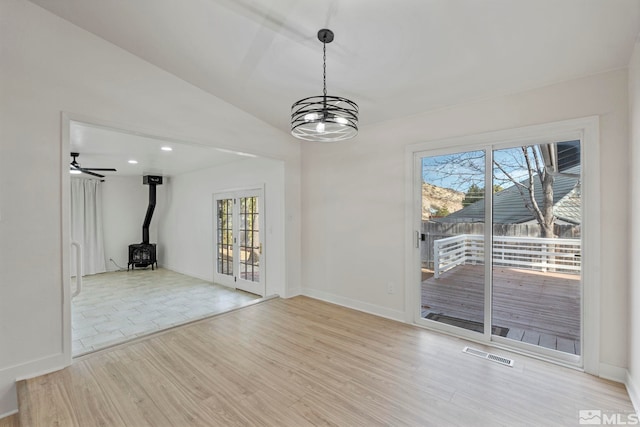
(421, 150), (486, 334)
(491, 142), (581, 355)
(216, 199), (233, 276)
(238, 196), (260, 283)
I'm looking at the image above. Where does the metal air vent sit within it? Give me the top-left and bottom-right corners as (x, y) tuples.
(463, 346), (514, 367)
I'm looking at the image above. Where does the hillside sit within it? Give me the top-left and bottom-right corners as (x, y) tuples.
(422, 183), (464, 220)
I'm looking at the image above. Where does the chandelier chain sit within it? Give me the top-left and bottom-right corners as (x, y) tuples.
(323, 40), (327, 97)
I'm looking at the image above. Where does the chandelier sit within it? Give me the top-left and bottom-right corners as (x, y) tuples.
(291, 29), (359, 142)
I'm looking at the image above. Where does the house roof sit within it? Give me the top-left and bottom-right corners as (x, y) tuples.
(553, 184), (581, 224)
(436, 165), (581, 225)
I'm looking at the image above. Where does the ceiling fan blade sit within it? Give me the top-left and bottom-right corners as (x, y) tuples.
(79, 169), (105, 178)
(69, 153), (114, 177)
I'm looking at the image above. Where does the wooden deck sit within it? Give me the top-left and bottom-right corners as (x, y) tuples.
(421, 264), (581, 354)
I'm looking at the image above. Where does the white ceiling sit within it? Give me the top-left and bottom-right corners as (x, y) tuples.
(32, 0), (640, 179)
(70, 121), (254, 178)
(30, 0), (640, 136)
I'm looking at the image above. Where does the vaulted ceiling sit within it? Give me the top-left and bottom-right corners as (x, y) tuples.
(30, 0), (640, 136)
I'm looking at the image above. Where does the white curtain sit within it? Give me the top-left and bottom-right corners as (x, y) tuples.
(70, 178), (106, 276)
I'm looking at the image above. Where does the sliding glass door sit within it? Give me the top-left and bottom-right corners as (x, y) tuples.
(417, 140), (582, 360)
(420, 149), (487, 335)
(491, 142), (581, 355)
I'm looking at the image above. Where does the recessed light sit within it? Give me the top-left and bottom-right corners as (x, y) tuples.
(161, 146), (172, 151)
(128, 160), (138, 164)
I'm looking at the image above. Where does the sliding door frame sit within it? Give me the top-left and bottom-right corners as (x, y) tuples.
(404, 117), (600, 374)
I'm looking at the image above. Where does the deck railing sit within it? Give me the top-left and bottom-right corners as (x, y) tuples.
(433, 234), (581, 278)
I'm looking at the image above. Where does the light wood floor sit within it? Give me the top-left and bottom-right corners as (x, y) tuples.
(0, 414), (18, 427)
(422, 265), (580, 354)
(18, 297), (632, 426)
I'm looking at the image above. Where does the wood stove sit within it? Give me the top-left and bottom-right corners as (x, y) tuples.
(128, 243), (157, 270)
(128, 175), (162, 270)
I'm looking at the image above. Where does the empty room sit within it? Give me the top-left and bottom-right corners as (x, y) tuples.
(2, 0), (640, 425)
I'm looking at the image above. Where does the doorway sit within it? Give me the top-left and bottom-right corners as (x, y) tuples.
(64, 119), (275, 357)
(407, 118), (600, 369)
(214, 188), (266, 296)
(418, 142), (582, 358)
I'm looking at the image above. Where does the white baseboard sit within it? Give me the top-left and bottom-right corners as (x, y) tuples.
(627, 370), (640, 416)
(0, 352), (67, 416)
(285, 287), (302, 298)
(160, 264), (212, 283)
(599, 363), (627, 383)
(301, 288), (405, 322)
(0, 409), (18, 420)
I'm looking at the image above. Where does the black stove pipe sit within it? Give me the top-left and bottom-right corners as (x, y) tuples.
(142, 184), (156, 244)
(142, 175), (162, 244)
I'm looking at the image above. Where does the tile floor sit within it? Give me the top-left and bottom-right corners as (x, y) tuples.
(71, 268), (259, 356)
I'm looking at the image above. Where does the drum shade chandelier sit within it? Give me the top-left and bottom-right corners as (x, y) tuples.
(291, 29), (359, 142)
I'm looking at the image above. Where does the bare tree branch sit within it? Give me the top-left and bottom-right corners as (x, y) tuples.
(423, 144), (557, 237)
(521, 147), (546, 225)
(531, 145), (545, 187)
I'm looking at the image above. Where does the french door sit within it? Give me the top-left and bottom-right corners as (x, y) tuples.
(415, 140), (583, 364)
(214, 188), (265, 296)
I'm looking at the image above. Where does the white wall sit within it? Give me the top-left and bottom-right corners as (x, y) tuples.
(0, 0), (300, 416)
(160, 157), (286, 296)
(102, 176), (164, 271)
(627, 36), (640, 411)
(301, 69), (630, 374)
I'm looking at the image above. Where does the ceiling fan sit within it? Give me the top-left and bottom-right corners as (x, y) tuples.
(70, 152), (116, 178)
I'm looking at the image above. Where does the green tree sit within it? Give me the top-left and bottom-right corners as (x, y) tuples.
(463, 184), (503, 206)
(463, 183), (484, 206)
(433, 206), (450, 217)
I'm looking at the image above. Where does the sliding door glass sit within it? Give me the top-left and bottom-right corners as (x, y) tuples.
(216, 198), (234, 278)
(420, 150), (486, 334)
(238, 196), (260, 284)
(491, 142), (582, 355)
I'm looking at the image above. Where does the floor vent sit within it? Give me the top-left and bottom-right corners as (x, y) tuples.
(463, 346), (514, 367)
